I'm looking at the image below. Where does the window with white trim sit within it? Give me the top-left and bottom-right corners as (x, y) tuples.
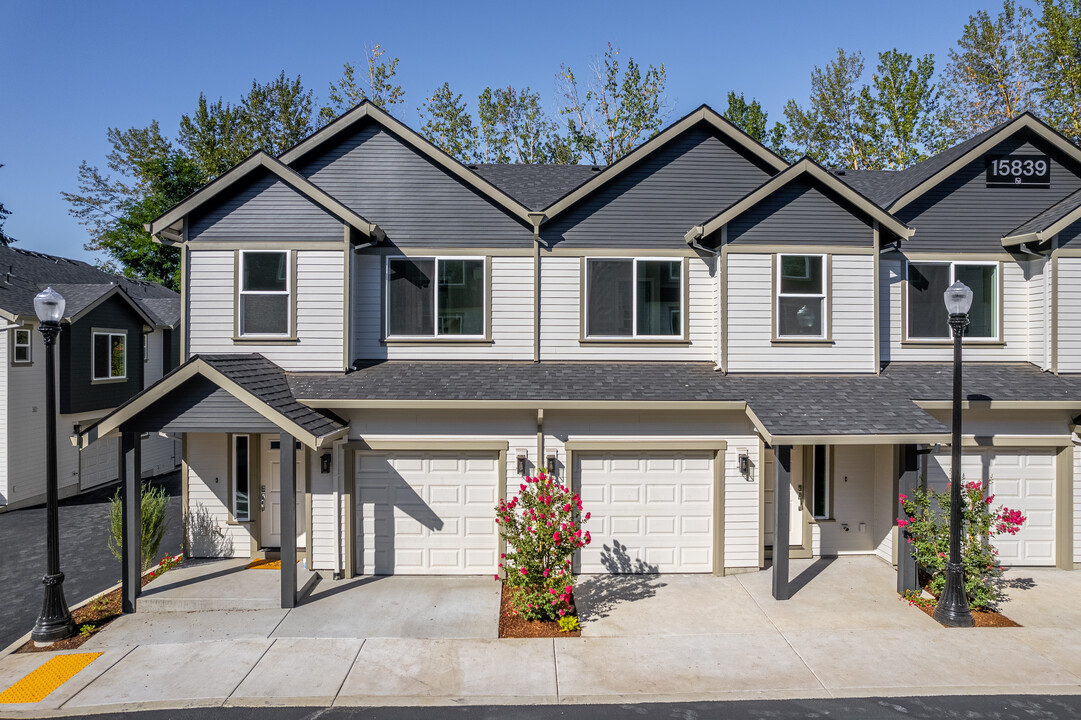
(776, 254), (827, 338)
(585, 258), (683, 338)
(385, 257), (486, 337)
(233, 434), (250, 522)
(239, 250), (291, 336)
(907, 260), (998, 340)
(92, 331), (126, 380)
(811, 445), (830, 519)
(12, 328), (31, 364)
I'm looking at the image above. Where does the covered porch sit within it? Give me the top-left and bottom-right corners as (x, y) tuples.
(78, 354), (348, 612)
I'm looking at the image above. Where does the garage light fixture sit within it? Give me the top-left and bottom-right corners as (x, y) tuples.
(320, 453), (332, 474)
(546, 452), (558, 477)
(516, 448), (529, 476)
(738, 451), (751, 478)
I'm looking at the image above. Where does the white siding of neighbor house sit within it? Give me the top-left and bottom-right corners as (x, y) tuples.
(0, 329), (7, 505)
(6, 329), (55, 506)
(351, 253), (535, 361)
(187, 249), (345, 371)
(1057, 257), (1081, 373)
(537, 255), (716, 361)
(186, 433), (251, 558)
(881, 255), (1033, 362)
(726, 253), (876, 373)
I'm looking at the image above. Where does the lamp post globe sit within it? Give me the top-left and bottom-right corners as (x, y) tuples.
(30, 287), (76, 644)
(933, 280), (975, 628)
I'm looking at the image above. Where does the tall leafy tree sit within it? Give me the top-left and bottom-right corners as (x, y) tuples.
(242, 72), (315, 155)
(557, 44), (670, 165)
(723, 92), (789, 158)
(477, 86), (567, 163)
(418, 82), (479, 162)
(0, 164), (13, 246)
(1036, 0), (1081, 143)
(320, 42), (405, 124)
(941, 0), (1039, 138)
(178, 94), (252, 179)
(866, 49), (950, 168)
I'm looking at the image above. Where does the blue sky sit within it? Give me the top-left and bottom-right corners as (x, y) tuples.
(1, 0), (990, 266)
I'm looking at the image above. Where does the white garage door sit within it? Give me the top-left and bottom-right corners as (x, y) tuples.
(355, 451), (499, 575)
(79, 436), (118, 490)
(575, 451), (715, 573)
(932, 448), (1056, 566)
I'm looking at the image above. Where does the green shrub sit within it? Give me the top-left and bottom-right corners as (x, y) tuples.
(495, 471), (591, 621)
(557, 615), (581, 633)
(108, 481), (170, 572)
(899, 481), (1025, 610)
(79, 623), (96, 638)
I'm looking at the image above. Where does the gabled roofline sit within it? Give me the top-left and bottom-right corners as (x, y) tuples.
(278, 101), (534, 224)
(685, 157), (914, 245)
(1002, 188), (1081, 247)
(540, 105), (790, 222)
(890, 113), (1081, 213)
(146, 152), (386, 244)
(78, 357), (348, 450)
(67, 285), (158, 327)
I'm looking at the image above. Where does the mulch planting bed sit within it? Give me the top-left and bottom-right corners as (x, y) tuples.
(15, 572), (157, 653)
(497, 583), (581, 639)
(910, 599), (1021, 627)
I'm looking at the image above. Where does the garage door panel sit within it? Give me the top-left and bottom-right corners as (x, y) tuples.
(429, 486), (460, 504)
(577, 451), (714, 574)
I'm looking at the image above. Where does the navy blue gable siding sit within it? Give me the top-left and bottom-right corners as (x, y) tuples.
(898, 130), (1081, 252)
(727, 179), (873, 246)
(121, 376), (279, 434)
(1059, 217), (1081, 246)
(60, 294), (145, 415)
(189, 170), (344, 242)
(295, 123), (533, 247)
(543, 124), (778, 248)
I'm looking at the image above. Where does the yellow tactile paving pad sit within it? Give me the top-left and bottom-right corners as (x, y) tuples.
(0, 652), (102, 704)
(246, 558), (299, 569)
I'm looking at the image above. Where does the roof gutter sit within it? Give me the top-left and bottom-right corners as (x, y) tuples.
(684, 225), (718, 255)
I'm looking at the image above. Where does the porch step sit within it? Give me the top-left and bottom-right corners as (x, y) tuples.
(137, 560), (321, 612)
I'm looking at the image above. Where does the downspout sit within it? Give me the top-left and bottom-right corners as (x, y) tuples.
(528, 212), (547, 364)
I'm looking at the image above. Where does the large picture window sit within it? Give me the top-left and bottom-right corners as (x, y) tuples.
(776, 254), (827, 338)
(239, 251), (291, 337)
(585, 258), (682, 338)
(233, 434), (250, 522)
(92, 331), (126, 380)
(907, 261), (998, 340)
(12, 328), (31, 364)
(386, 257), (486, 337)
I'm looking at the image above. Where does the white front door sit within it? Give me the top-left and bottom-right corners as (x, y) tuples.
(763, 447), (810, 557)
(261, 437), (306, 550)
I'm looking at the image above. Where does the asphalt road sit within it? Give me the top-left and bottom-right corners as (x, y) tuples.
(0, 471), (183, 650)
(24, 696), (1081, 720)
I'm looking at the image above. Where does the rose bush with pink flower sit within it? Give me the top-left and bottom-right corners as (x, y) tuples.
(495, 470), (591, 621)
(899, 480), (1025, 610)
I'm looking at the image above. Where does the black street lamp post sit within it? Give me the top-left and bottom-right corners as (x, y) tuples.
(30, 287), (76, 644)
(933, 280), (976, 629)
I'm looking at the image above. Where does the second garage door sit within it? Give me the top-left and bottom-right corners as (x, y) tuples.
(355, 451), (499, 575)
(575, 451), (716, 573)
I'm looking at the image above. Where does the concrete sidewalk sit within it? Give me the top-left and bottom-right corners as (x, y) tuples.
(1, 558), (1079, 715)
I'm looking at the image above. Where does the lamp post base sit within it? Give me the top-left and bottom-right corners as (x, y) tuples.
(31, 573), (76, 644)
(933, 561), (975, 628)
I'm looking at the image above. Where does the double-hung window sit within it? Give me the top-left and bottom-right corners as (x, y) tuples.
(907, 261), (998, 340)
(585, 258), (683, 338)
(92, 331), (126, 380)
(776, 254), (827, 339)
(233, 435), (250, 522)
(385, 257), (486, 338)
(12, 328), (31, 364)
(238, 251), (291, 337)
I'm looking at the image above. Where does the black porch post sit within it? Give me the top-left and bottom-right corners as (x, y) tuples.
(897, 444), (919, 594)
(121, 431), (141, 613)
(772, 444), (792, 601)
(280, 432), (297, 609)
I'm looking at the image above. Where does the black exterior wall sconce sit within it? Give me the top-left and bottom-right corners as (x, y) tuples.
(320, 453), (332, 474)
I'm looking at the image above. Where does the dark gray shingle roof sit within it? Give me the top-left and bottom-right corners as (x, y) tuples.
(1005, 186), (1081, 239)
(136, 297), (181, 327)
(470, 164), (602, 210)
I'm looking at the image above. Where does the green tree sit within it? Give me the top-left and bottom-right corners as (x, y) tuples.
(557, 44), (670, 165)
(941, 0), (1039, 138)
(477, 86), (567, 163)
(0, 164), (13, 246)
(319, 42), (405, 124)
(418, 82), (479, 162)
(723, 92), (789, 158)
(866, 49), (950, 168)
(242, 72), (315, 156)
(178, 94), (252, 179)
(109, 481), (171, 572)
(1036, 0), (1081, 143)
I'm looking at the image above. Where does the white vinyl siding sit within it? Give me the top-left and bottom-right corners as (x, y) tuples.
(722, 438), (761, 570)
(1027, 257), (1049, 368)
(727, 253), (875, 372)
(1057, 257), (1081, 373)
(539, 255), (715, 361)
(6, 330), (55, 503)
(352, 253), (534, 360)
(310, 454), (339, 571)
(0, 330), (7, 504)
(188, 249), (344, 371)
(1075, 445), (1081, 565)
(186, 433), (252, 558)
(882, 256), (1033, 362)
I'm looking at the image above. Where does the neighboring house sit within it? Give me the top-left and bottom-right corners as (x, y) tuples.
(81, 102), (1081, 601)
(0, 247), (181, 510)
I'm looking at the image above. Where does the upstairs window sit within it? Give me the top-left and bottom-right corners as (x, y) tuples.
(386, 257), (486, 338)
(585, 258), (683, 338)
(12, 328), (31, 364)
(239, 251), (291, 337)
(92, 331), (126, 380)
(907, 261), (998, 340)
(776, 254), (827, 339)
